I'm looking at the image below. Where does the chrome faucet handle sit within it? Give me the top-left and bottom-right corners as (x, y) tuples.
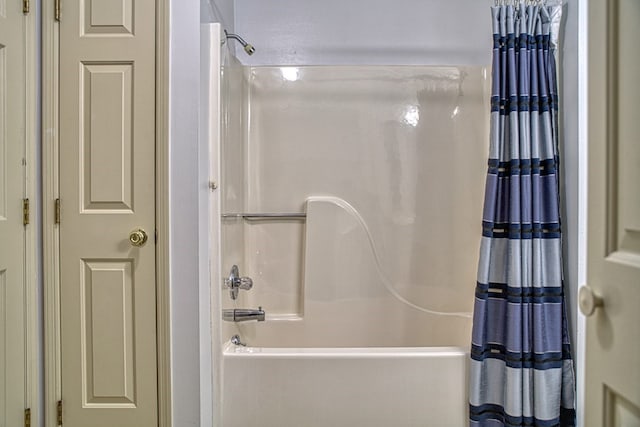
(237, 276), (253, 290)
(224, 265), (254, 300)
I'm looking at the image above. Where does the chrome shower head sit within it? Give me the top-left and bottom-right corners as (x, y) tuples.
(243, 43), (256, 56)
(224, 30), (256, 56)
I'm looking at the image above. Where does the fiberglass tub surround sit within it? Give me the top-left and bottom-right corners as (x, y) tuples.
(215, 60), (491, 427)
(220, 65), (490, 348)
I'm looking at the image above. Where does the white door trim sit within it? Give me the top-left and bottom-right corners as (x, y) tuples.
(42, 0), (61, 423)
(42, 1), (172, 425)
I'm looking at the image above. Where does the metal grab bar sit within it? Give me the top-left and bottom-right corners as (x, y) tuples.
(221, 213), (306, 221)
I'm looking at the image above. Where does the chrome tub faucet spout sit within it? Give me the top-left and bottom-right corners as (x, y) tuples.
(222, 307), (265, 322)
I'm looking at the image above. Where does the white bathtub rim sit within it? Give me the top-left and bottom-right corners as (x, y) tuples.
(223, 342), (469, 358)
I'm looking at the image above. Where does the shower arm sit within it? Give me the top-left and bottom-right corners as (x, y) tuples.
(223, 30), (256, 56)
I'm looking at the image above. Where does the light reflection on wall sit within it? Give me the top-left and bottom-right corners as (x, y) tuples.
(281, 67), (300, 81)
(403, 105), (420, 127)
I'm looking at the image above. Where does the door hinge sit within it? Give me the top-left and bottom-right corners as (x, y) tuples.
(23, 199), (30, 226)
(24, 408), (31, 427)
(55, 198), (61, 224)
(57, 400), (63, 425)
(54, 0), (60, 21)
(23, 0), (29, 14)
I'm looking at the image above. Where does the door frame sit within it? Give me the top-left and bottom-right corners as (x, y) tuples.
(42, 1), (172, 426)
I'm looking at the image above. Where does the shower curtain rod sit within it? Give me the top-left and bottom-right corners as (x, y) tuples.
(494, 0), (547, 6)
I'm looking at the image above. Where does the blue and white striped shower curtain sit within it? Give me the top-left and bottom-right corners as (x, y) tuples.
(469, 3), (576, 426)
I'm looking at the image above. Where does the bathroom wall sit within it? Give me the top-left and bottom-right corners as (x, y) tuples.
(234, 0), (494, 66)
(558, 1), (587, 425)
(170, 0), (205, 425)
(202, 0), (234, 31)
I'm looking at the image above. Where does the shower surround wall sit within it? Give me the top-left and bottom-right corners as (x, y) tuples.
(217, 62), (490, 425)
(222, 66), (490, 348)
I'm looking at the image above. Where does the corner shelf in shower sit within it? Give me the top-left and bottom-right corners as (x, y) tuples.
(221, 213), (307, 221)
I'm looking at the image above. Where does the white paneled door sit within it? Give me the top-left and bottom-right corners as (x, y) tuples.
(584, 0), (640, 426)
(59, 0), (158, 425)
(0, 0), (27, 426)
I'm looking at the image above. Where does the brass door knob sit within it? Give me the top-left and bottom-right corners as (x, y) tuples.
(129, 228), (148, 247)
(579, 285), (604, 317)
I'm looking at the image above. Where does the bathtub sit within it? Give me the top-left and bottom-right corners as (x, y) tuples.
(220, 197), (473, 425)
(222, 344), (468, 427)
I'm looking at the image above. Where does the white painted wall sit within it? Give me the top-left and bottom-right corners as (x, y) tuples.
(558, 1), (588, 425)
(169, 0), (202, 425)
(235, 0), (494, 66)
(202, 0), (234, 32)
